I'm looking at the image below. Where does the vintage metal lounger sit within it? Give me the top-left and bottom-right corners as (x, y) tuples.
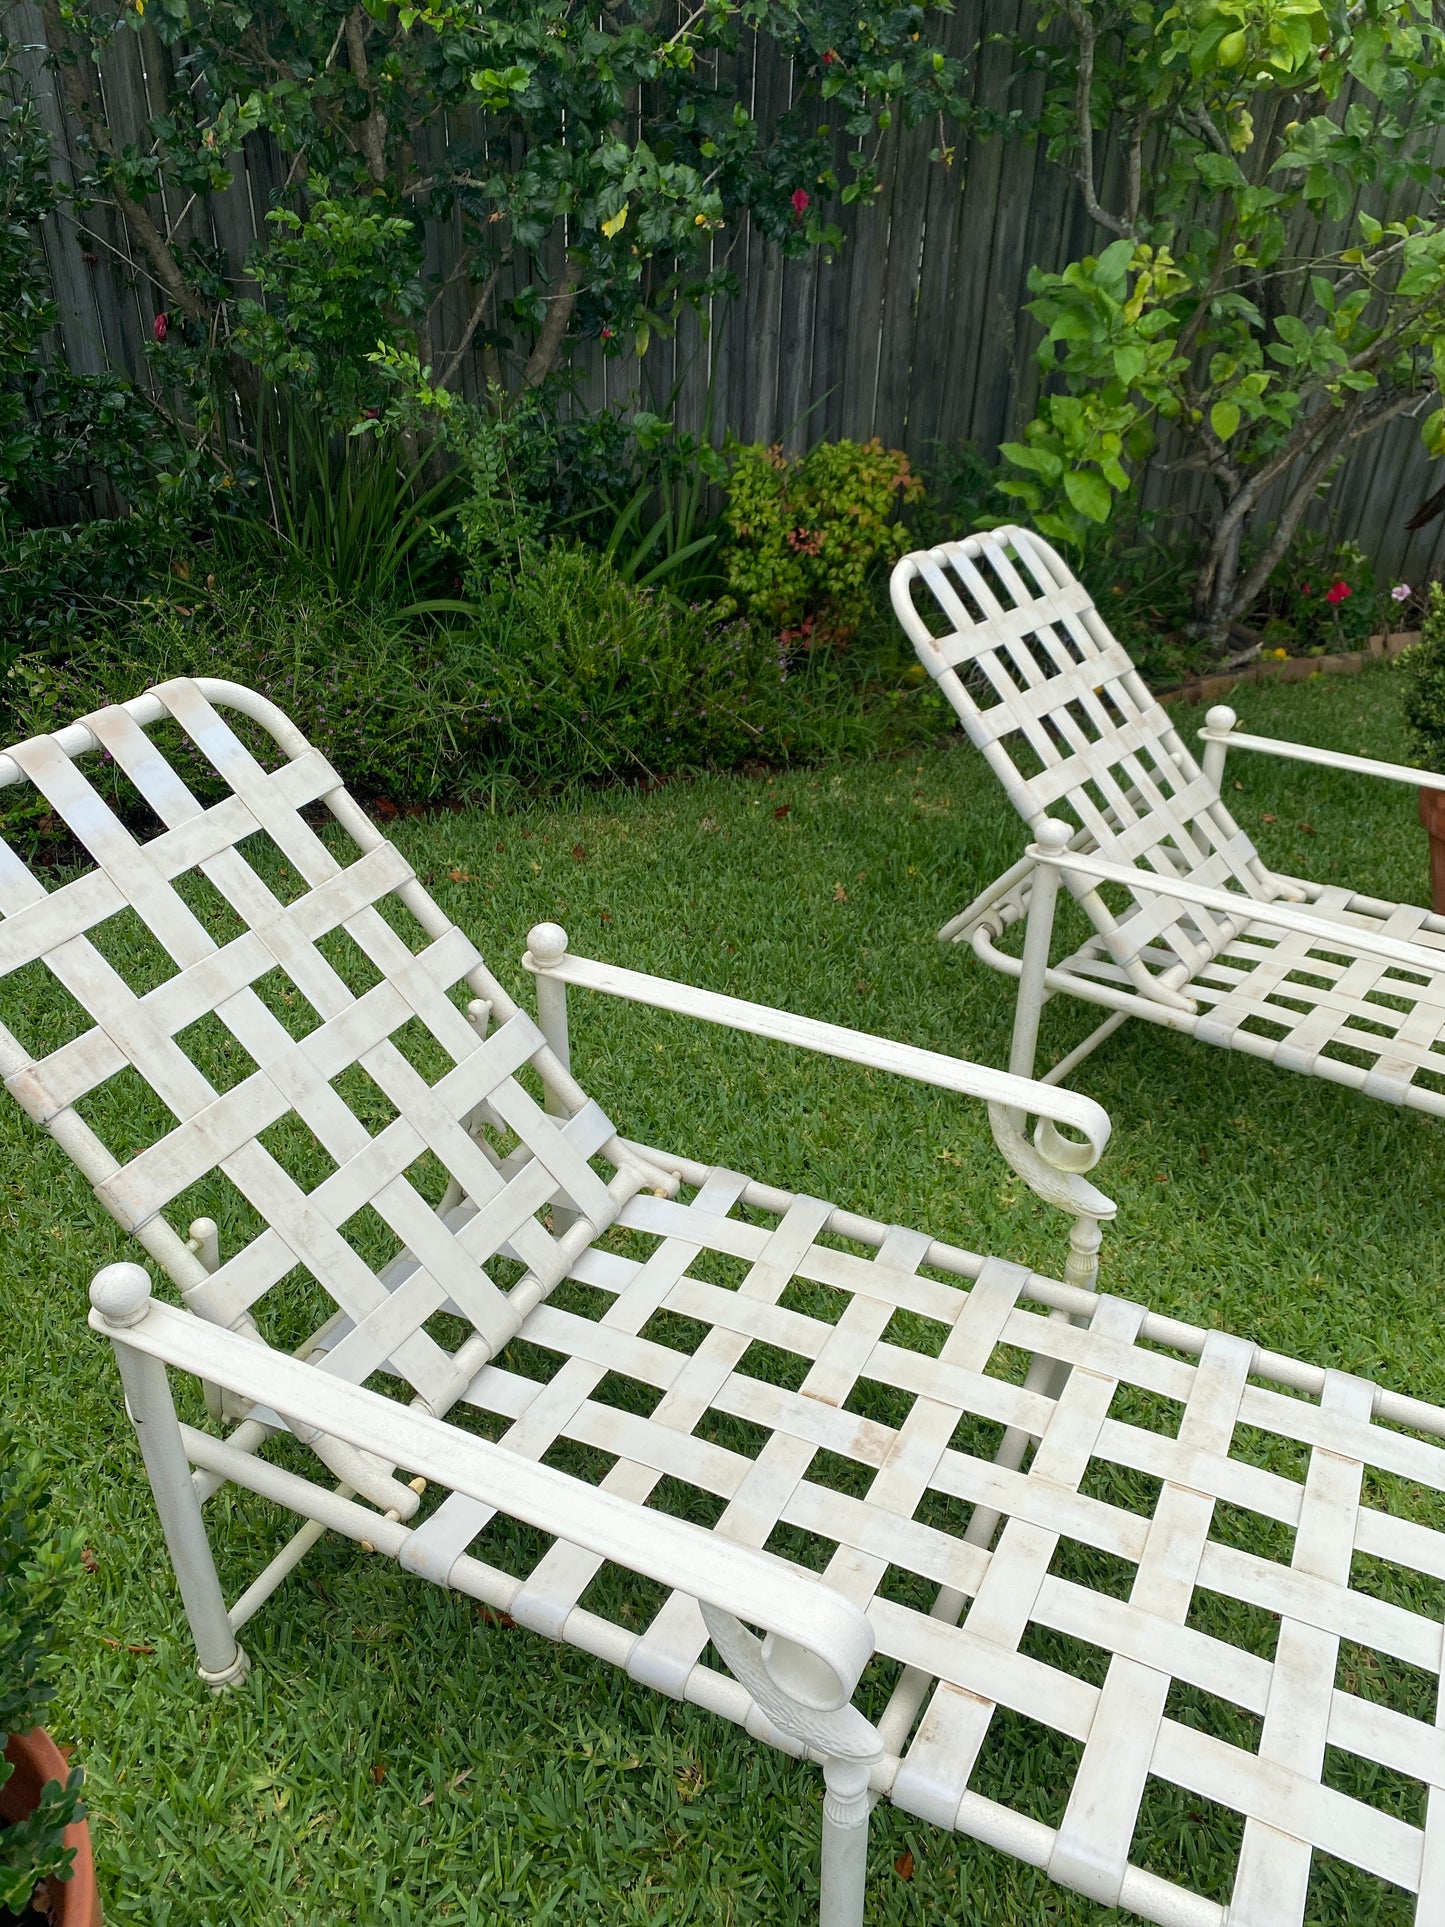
(892, 524), (1445, 1115)
(5, 681), (1445, 1924)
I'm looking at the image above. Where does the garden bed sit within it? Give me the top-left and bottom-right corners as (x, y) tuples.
(1158, 629), (1420, 707)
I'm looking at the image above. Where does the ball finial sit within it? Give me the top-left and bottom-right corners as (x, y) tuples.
(528, 922), (569, 968)
(90, 1263), (153, 1328)
(1205, 704), (1237, 734)
(1035, 817), (1073, 853)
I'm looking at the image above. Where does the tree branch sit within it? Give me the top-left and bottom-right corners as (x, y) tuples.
(1179, 104), (1230, 158)
(437, 260), (508, 390)
(1060, 0), (1133, 238)
(1225, 401), (1360, 617)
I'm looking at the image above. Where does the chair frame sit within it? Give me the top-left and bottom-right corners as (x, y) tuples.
(891, 526), (1445, 1114)
(9, 679), (1445, 1927)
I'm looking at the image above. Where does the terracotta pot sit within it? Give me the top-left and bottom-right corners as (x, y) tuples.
(1420, 786), (1445, 916)
(1, 1729), (101, 1926)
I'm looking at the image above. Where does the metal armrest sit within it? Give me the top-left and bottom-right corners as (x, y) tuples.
(91, 1278), (876, 1714)
(1197, 703), (1445, 795)
(522, 935), (1111, 1173)
(1031, 834), (1445, 976)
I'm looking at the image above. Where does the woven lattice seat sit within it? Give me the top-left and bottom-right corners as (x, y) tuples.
(891, 524), (1445, 1114)
(6, 680), (1445, 1927)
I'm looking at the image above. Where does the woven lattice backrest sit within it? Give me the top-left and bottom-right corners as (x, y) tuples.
(892, 527), (1279, 988)
(0, 679), (622, 1408)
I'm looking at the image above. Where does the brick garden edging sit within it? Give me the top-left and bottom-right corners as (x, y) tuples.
(1156, 630), (1419, 707)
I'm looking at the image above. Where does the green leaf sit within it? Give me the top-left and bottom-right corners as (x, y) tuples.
(1062, 468), (1112, 523)
(1195, 152), (1246, 192)
(1210, 400), (1241, 441)
(1112, 344), (1147, 383)
(1094, 237), (1136, 299)
(999, 440), (1064, 482)
(1309, 273), (1334, 315)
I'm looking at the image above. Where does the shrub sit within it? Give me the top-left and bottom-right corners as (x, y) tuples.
(1402, 584), (1445, 775)
(721, 439), (924, 640)
(454, 542), (786, 787)
(1251, 534), (1381, 657)
(5, 572), (478, 808)
(1, 1419), (85, 1916)
(3, 546), (951, 826)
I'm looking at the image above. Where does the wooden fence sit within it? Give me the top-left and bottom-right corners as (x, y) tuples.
(13, 0), (1445, 585)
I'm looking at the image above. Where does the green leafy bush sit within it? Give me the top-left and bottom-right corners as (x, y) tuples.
(1401, 584), (1445, 774)
(5, 574), (479, 808)
(1, 1419), (85, 1916)
(721, 439), (924, 640)
(454, 542), (786, 787)
(5, 543), (950, 825)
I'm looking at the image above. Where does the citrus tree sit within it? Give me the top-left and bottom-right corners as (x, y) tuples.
(996, 0), (1445, 651)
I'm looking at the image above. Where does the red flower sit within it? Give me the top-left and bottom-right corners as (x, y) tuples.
(790, 188), (810, 218)
(152, 312), (168, 343)
(600, 325), (615, 341)
(1325, 580), (1351, 604)
(822, 47), (838, 63)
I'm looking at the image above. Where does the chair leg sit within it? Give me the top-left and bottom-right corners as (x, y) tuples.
(820, 1757), (872, 1927)
(1008, 834), (1064, 1091)
(1066, 1212), (1103, 1295)
(100, 1296), (250, 1690)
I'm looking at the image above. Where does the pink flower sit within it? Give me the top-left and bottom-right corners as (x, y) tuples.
(1325, 580), (1351, 604)
(1392, 583), (1412, 602)
(790, 188), (810, 218)
(152, 312), (168, 343)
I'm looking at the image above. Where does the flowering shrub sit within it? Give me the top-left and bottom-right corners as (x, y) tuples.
(721, 438), (924, 640)
(1252, 534), (1379, 655)
(28, 0), (966, 428)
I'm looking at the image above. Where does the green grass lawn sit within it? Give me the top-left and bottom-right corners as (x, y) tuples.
(4, 661), (1443, 1926)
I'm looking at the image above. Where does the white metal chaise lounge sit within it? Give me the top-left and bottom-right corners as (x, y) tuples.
(6, 680), (1445, 1926)
(891, 524), (1445, 1113)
